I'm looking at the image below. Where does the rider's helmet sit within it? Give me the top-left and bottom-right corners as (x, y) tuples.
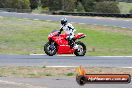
(61, 18), (67, 26)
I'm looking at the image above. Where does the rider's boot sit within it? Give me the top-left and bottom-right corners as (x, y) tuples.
(68, 40), (78, 49)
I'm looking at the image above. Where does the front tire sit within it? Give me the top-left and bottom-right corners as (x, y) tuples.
(74, 41), (86, 56)
(44, 42), (57, 56)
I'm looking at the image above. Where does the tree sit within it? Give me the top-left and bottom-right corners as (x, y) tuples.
(81, 0), (96, 12)
(0, 0), (30, 9)
(95, 0), (116, 2)
(41, 0), (49, 8)
(17, 0), (30, 9)
(94, 1), (120, 13)
(41, 0), (77, 12)
(30, 0), (40, 10)
(75, 1), (85, 12)
(48, 0), (62, 11)
(62, 0), (77, 12)
(0, 0), (5, 8)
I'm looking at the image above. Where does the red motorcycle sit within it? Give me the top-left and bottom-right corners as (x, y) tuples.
(44, 30), (86, 56)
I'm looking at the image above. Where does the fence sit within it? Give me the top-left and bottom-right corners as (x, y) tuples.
(52, 11), (132, 18)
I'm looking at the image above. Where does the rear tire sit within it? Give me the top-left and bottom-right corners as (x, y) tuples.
(44, 42), (57, 56)
(74, 41), (86, 56)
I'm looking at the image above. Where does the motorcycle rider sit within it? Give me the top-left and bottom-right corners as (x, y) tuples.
(58, 18), (78, 49)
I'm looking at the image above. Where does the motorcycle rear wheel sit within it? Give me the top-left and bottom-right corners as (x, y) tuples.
(74, 41), (86, 56)
(44, 42), (57, 56)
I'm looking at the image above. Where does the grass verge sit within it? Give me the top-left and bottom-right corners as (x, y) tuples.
(0, 66), (132, 78)
(0, 16), (132, 56)
(118, 2), (132, 14)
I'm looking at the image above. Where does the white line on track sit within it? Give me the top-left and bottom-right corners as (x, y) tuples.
(124, 20), (131, 22)
(78, 23), (85, 24)
(110, 19), (116, 20)
(96, 56), (132, 57)
(33, 19), (39, 20)
(30, 54), (46, 55)
(46, 20), (52, 22)
(104, 66), (132, 68)
(30, 54), (75, 56)
(94, 17), (101, 19)
(57, 54), (75, 56)
(46, 66), (129, 68)
(122, 27), (127, 28)
(122, 67), (132, 68)
(30, 54), (132, 57)
(46, 66), (78, 68)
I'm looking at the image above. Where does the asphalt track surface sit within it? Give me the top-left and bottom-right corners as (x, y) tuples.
(0, 55), (131, 88)
(0, 12), (132, 28)
(0, 54), (132, 67)
(0, 77), (132, 88)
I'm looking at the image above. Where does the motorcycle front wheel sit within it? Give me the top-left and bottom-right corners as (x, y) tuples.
(44, 42), (57, 56)
(74, 41), (86, 56)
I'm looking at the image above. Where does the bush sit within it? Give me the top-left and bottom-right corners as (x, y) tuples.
(94, 1), (120, 13)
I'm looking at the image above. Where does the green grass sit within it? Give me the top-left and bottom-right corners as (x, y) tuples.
(118, 2), (132, 13)
(0, 17), (59, 54)
(65, 73), (75, 76)
(0, 16), (132, 56)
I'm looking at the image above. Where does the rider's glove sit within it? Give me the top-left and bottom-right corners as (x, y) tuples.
(57, 31), (61, 36)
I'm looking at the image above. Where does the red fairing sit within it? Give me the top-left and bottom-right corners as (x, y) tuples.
(48, 31), (85, 54)
(51, 33), (75, 54)
(74, 33), (86, 40)
(57, 45), (75, 54)
(48, 31), (58, 40)
(52, 33), (68, 45)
